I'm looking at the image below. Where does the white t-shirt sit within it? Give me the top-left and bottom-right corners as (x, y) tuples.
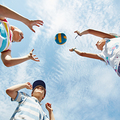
(98, 37), (120, 76)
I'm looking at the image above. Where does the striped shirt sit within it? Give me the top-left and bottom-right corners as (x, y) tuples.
(10, 92), (49, 120)
(0, 19), (12, 52)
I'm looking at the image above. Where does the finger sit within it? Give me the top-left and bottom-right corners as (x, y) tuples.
(34, 57), (39, 59)
(35, 24), (40, 27)
(28, 83), (32, 88)
(31, 49), (34, 52)
(34, 59), (40, 62)
(34, 20), (43, 25)
(31, 28), (35, 33)
(37, 22), (43, 25)
(38, 20), (44, 24)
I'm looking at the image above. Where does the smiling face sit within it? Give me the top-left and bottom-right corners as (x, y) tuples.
(12, 28), (24, 42)
(31, 85), (45, 101)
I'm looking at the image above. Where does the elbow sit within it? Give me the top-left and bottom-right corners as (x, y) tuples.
(3, 60), (12, 67)
(6, 89), (11, 95)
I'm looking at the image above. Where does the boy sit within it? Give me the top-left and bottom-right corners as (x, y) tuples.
(6, 80), (55, 120)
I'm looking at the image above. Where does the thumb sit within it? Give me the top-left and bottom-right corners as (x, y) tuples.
(31, 28), (35, 33)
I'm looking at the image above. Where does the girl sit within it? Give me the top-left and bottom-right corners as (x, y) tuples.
(0, 5), (43, 67)
(69, 29), (120, 77)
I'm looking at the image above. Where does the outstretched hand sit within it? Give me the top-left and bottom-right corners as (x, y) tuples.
(69, 47), (76, 52)
(26, 20), (44, 32)
(28, 49), (40, 62)
(74, 30), (81, 36)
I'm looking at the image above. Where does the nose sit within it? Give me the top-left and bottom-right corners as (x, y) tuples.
(22, 35), (24, 39)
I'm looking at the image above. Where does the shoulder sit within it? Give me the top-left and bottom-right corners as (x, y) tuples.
(11, 91), (30, 103)
(0, 18), (8, 22)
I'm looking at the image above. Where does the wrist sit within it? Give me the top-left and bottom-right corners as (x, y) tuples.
(22, 83), (28, 88)
(26, 54), (31, 60)
(78, 33), (82, 36)
(73, 48), (77, 51)
(48, 109), (53, 113)
(23, 18), (29, 25)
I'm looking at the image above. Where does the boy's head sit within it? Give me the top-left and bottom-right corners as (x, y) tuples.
(31, 80), (46, 101)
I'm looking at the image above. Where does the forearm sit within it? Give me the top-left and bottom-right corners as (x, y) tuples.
(7, 83), (26, 92)
(74, 49), (104, 61)
(80, 29), (115, 38)
(2, 55), (30, 67)
(49, 111), (55, 120)
(6, 83), (26, 99)
(0, 5), (29, 24)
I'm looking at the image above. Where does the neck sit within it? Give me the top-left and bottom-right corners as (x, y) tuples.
(33, 95), (43, 102)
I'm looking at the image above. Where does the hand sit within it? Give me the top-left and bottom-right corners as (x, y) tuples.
(26, 20), (44, 32)
(69, 47), (76, 52)
(45, 103), (53, 112)
(74, 30), (81, 36)
(28, 49), (40, 62)
(25, 82), (32, 90)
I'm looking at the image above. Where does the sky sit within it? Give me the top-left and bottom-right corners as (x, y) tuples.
(0, 0), (120, 119)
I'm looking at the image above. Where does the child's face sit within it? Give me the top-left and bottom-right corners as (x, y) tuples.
(32, 85), (45, 100)
(12, 28), (24, 42)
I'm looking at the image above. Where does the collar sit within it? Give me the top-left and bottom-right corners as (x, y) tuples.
(31, 96), (41, 105)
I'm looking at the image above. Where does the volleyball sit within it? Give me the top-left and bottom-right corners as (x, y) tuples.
(55, 33), (67, 45)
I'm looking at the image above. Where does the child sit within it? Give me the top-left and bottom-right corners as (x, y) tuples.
(0, 4), (44, 67)
(6, 80), (55, 120)
(69, 29), (120, 77)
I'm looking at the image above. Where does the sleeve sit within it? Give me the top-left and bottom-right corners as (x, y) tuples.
(97, 51), (108, 64)
(43, 112), (49, 120)
(11, 91), (29, 103)
(43, 115), (49, 120)
(109, 33), (120, 38)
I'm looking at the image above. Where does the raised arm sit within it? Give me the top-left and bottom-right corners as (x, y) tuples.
(46, 103), (55, 120)
(74, 29), (115, 39)
(6, 82), (32, 100)
(69, 48), (104, 61)
(1, 49), (40, 67)
(0, 4), (43, 32)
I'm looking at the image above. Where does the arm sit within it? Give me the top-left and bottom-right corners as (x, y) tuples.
(6, 82), (32, 100)
(0, 4), (43, 32)
(74, 29), (115, 39)
(69, 48), (104, 61)
(46, 103), (55, 120)
(1, 49), (39, 67)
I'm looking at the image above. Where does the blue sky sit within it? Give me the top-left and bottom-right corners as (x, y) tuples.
(0, 0), (120, 119)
